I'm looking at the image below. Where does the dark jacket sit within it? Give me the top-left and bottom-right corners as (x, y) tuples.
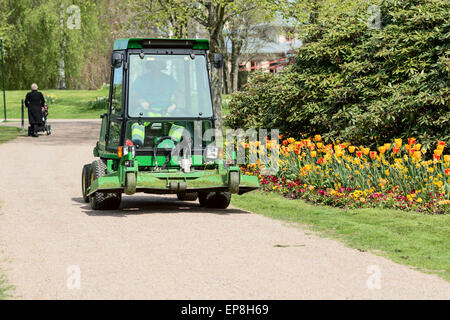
(25, 90), (45, 124)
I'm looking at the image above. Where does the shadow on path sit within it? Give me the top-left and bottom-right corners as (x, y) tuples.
(72, 195), (249, 217)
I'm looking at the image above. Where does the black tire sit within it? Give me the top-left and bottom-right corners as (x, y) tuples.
(89, 159), (121, 210)
(46, 125), (51, 135)
(177, 192), (198, 201)
(81, 164), (91, 203)
(200, 192), (231, 209)
(198, 192), (209, 207)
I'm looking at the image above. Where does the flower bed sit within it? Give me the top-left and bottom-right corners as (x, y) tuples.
(242, 136), (449, 214)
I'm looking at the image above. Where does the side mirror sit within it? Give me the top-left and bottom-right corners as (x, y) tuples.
(111, 52), (123, 69)
(213, 53), (224, 69)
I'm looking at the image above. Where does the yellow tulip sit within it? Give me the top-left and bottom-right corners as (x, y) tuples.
(348, 146), (356, 153)
(311, 151), (317, 158)
(414, 143), (421, 151)
(394, 138), (402, 148)
(363, 148), (370, 155)
(378, 146), (386, 154)
(444, 155), (450, 162)
(384, 143), (391, 150)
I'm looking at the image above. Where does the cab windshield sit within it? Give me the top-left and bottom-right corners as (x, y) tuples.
(128, 54), (213, 118)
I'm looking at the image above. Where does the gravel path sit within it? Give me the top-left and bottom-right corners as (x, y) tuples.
(0, 121), (449, 299)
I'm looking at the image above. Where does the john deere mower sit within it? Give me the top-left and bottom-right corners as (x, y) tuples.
(82, 38), (259, 210)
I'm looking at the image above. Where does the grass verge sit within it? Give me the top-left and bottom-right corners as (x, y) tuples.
(0, 126), (22, 144)
(0, 203), (14, 299)
(3, 89), (231, 119)
(0, 270), (13, 299)
(231, 191), (450, 281)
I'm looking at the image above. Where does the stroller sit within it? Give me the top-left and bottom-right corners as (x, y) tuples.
(28, 103), (51, 136)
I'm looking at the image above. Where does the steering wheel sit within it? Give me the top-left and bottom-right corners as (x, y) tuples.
(153, 136), (180, 170)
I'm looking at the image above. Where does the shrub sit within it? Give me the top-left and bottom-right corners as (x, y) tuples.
(226, 0), (450, 152)
(88, 96), (108, 110)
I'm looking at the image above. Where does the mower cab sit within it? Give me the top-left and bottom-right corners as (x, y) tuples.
(82, 38), (259, 210)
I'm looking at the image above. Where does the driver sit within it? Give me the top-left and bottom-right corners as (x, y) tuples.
(130, 57), (189, 148)
(131, 57), (183, 117)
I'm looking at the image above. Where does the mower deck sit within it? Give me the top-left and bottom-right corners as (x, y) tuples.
(87, 168), (259, 196)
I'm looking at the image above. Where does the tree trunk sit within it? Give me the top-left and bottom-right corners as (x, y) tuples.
(58, 1), (66, 89)
(230, 37), (242, 93)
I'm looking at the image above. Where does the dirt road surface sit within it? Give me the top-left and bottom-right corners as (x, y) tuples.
(0, 120), (449, 299)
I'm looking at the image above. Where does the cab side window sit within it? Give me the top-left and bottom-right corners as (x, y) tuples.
(111, 64), (123, 115)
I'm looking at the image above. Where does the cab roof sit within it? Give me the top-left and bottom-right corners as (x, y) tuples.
(113, 38), (209, 51)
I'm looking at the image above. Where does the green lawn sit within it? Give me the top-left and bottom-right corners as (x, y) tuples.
(231, 191), (450, 281)
(1, 89), (231, 119)
(0, 126), (23, 144)
(2, 88), (109, 119)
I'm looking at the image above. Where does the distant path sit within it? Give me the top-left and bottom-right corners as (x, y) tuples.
(0, 121), (449, 299)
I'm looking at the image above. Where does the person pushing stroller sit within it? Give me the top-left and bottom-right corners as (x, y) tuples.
(25, 83), (46, 137)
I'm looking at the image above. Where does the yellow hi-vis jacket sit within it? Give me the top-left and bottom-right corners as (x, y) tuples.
(131, 111), (185, 147)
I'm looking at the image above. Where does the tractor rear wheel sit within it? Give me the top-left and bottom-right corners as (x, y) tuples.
(81, 164), (91, 203)
(89, 159), (121, 210)
(177, 192), (198, 201)
(199, 192), (231, 209)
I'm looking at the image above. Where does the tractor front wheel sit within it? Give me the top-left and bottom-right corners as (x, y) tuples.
(81, 163), (91, 203)
(89, 159), (121, 210)
(198, 192), (231, 209)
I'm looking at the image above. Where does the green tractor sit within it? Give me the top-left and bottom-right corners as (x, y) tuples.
(82, 38), (259, 210)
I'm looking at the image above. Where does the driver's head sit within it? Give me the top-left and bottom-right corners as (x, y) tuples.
(144, 57), (166, 74)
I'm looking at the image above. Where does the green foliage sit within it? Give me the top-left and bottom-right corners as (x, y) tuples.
(0, 0), (110, 90)
(226, 0), (450, 150)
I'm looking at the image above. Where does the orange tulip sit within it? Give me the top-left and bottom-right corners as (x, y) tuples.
(369, 151), (378, 159)
(408, 137), (416, 145)
(356, 151), (363, 158)
(314, 134), (322, 142)
(413, 151), (422, 160)
(445, 168), (450, 175)
(378, 146), (386, 154)
(393, 146), (400, 154)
